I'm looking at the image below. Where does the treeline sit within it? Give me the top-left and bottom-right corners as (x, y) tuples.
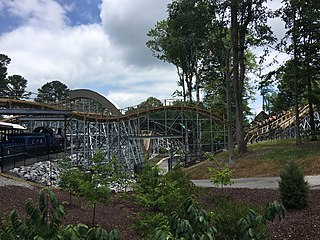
(147, 0), (320, 159)
(0, 54), (70, 103)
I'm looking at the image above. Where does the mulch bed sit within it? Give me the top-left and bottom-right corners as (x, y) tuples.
(1, 185), (320, 239)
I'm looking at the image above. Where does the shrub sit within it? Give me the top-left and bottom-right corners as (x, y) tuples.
(134, 161), (194, 215)
(58, 151), (119, 225)
(150, 197), (217, 239)
(210, 196), (259, 240)
(237, 201), (285, 240)
(0, 188), (120, 240)
(206, 153), (233, 190)
(133, 212), (167, 238)
(133, 162), (195, 237)
(278, 161), (309, 209)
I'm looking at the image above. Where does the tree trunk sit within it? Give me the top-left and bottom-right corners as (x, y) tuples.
(237, 46), (247, 154)
(233, 0), (252, 155)
(305, 35), (316, 141)
(195, 69), (200, 103)
(177, 67), (186, 101)
(307, 64), (316, 140)
(186, 72), (193, 102)
(92, 203), (96, 226)
(293, 9), (302, 145)
(225, 49), (235, 163)
(231, 0), (247, 155)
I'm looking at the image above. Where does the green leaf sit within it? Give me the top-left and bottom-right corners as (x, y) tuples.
(248, 228), (255, 238)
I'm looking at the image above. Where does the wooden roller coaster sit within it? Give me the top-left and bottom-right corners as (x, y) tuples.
(246, 105), (319, 143)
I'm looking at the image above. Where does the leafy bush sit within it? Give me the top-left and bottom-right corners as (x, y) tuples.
(206, 153), (233, 189)
(210, 196), (285, 240)
(210, 196), (259, 240)
(159, 147), (168, 154)
(133, 212), (167, 238)
(150, 197), (217, 240)
(134, 161), (194, 215)
(133, 162), (195, 237)
(0, 188), (120, 240)
(237, 201), (286, 240)
(133, 161), (164, 210)
(150, 196), (285, 240)
(278, 161), (309, 209)
(58, 150), (118, 225)
(161, 167), (195, 214)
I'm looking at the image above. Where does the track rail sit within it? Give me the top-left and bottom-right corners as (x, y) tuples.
(246, 105), (312, 142)
(0, 98), (224, 124)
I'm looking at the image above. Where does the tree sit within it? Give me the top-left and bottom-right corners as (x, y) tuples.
(280, 0), (320, 142)
(147, 0), (215, 103)
(186, 0), (275, 158)
(137, 96), (163, 110)
(35, 80), (70, 103)
(0, 54), (31, 99)
(0, 54), (10, 97)
(58, 154), (83, 204)
(207, 153), (233, 190)
(59, 151), (116, 225)
(279, 161), (309, 209)
(6, 75), (31, 99)
(230, 0), (276, 155)
(262, 60), (306, 114)
(197, 7), (236, 162)
(126, 96), (163, 114)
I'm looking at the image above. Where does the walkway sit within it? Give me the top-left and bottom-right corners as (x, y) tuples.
(192, 175), (320, 189)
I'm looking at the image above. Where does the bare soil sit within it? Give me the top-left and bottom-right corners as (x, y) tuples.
(1, 185), (320, 239)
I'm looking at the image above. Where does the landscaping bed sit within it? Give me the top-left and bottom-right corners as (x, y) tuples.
(1, 185), (319, 239)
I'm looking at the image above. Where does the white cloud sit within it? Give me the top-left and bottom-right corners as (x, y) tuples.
(100, 0), (170, 66)
(2, 25), (111, 89)
(0, 0), (177, 109)
(1, 0), (287, 111)
(2, 0), (68, 29)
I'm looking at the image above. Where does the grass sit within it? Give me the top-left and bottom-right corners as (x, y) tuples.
(184, 138), (320, 179)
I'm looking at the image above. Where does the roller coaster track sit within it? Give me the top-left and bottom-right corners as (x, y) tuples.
(0, 94), (226, 172)
(246, 105), (318, 142)
(0, 98), (223, 123)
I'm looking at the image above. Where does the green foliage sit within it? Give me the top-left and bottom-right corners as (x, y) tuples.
(210, 196), (258, 240)
(237, 201), (285, 240)
(0, 54), (10, 95)
(209, 167), (233, 189)
(278, 161), (309, 209)
(134, 161), (194, 215)
(6, 75), (31, 99)
(133, 161), (195, 237)
(0, 54), (30, 99)
(126, 97), (163, 114)
(0, 188), (120, 240)
(35, 80), (70, 103)
(150, 197), (217, 240)
(137, 96), (163, 109)
(133, 212), (167, 238)
(159, 146), (168, 154)
(147, 0), (216, 102)
(206, 154), (233, 189)
(60, 224), (120, 240)
(58, 151), (117, 225)
(58, 154), (82, 203)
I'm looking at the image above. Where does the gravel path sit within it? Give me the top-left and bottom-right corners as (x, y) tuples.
(0, 174), (34, 189)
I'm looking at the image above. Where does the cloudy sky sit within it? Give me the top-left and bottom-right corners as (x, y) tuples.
(0, 0), (287, 112)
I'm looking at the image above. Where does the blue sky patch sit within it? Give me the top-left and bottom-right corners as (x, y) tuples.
(0, 0), (102, 34)
(57, 0), (102, 26)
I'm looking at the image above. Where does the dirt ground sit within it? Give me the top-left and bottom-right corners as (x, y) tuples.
(1, 185), (320, 239)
